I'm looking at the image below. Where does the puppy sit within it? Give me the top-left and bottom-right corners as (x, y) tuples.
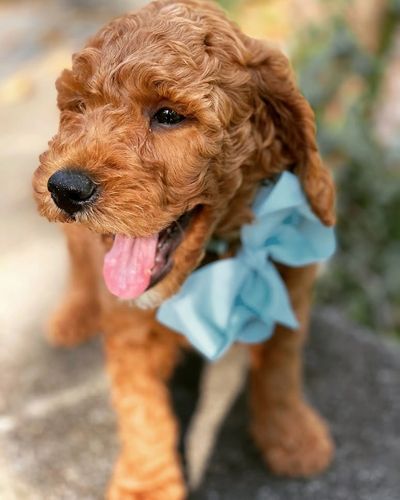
(33, 1), (336, 498)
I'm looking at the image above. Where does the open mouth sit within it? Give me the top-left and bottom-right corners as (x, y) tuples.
(102, 206), (200, 300)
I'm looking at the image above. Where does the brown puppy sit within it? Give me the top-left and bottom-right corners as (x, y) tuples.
(33, 1), (336, 498)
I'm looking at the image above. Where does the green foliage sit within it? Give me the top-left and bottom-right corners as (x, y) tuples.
(293, 8), (400, 335)
(216, 0), (241, 11)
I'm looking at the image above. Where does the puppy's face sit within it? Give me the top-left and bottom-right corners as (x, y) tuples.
(33, 0), (335, 307)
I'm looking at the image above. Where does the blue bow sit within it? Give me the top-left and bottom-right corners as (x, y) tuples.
(157, 172), (336, 360)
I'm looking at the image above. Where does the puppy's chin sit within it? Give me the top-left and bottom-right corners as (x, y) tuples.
(133, 288), (164, 310)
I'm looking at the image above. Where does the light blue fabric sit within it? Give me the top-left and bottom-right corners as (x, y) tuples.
(157, 172), (336, 360)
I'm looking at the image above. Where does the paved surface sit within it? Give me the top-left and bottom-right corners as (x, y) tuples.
(1, 307), (400, 500)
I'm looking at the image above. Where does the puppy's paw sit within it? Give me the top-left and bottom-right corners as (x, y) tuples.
(107, 478), (186, 500)
(47, 292), (100, 347)
(108, 458), (186, 500)
(251, 402), (334, 478)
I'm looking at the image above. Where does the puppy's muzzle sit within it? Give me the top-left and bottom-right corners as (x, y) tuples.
(47, 168), (98, 215)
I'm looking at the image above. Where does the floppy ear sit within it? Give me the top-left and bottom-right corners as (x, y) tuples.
(247, 40), (336, 226)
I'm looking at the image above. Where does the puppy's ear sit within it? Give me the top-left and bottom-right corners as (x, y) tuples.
(247, 40), (336, 226)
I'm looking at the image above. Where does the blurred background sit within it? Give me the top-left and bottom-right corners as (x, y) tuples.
(0, 0), (399, 499)
(2, 0), (399, 338)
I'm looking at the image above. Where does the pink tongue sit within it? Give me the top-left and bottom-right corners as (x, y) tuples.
(103, 234), (158, 300)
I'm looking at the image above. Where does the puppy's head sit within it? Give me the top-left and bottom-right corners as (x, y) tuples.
(33, 0), (335, 307)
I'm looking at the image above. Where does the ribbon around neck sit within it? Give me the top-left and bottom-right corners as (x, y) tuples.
(157, 172), (336, 360)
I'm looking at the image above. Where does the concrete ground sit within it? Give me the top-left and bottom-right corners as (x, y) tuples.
(1, 1), (400, 499)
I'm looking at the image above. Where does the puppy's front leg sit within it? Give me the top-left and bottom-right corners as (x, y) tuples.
(103, 306), (185, 500)
(249, 264), (334, 477)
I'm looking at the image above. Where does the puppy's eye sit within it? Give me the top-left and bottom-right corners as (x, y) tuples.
(153, 108), (186, 126)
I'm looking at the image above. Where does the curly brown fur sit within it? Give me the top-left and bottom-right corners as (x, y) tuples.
(33, 1), (336, 498)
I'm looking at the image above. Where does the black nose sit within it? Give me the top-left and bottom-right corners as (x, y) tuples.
(47, 169), (97, 215)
